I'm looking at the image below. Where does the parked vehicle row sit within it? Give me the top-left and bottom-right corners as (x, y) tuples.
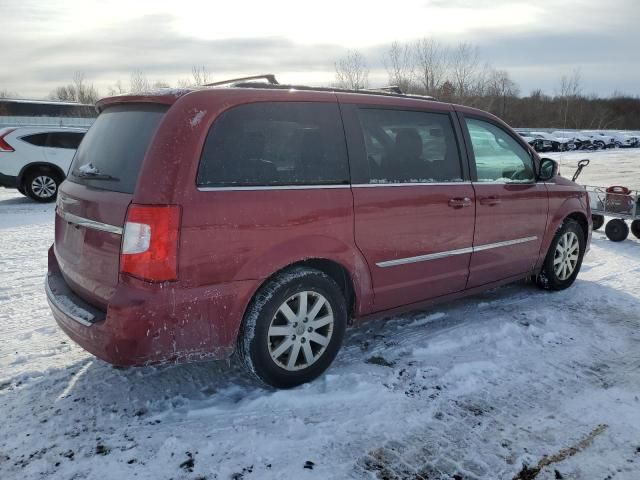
(45, 77), (591, 388)
(515, 128), (640, 152)
(0, 126), (87, 201)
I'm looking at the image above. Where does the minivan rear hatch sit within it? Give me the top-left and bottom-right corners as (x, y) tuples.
(54, 103), (168, 308)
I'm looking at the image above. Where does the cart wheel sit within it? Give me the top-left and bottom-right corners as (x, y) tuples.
(592, 214), (605, 231)
(605, 219), (629, 242)
(631, 220), (640, 239)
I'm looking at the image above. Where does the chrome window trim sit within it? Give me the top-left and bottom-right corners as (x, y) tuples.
(472, 180), (536, 185)
(197, 182), (477, 191)
(352, 181), (471, 188)
(376, 236), (539, 268)
(197, 184), (351, 192)
(58, 210), (123, 235)
(45, 277), (95, 327)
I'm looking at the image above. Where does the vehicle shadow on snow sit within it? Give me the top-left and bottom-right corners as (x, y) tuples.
(5, 275), (639, 422)
(2, 277), (640, 479)
(0, 195), (34, 206)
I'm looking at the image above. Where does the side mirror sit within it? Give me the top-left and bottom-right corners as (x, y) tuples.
(538, 158), (558, 181)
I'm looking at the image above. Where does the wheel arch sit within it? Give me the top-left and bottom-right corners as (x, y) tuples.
(18, 162), (66, 188)
(535, 198), (591, 272)
(248, 258), (360, 322)
(566, 211), (589, 243)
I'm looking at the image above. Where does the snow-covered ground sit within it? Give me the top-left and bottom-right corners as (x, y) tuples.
(1, 150), (640, 480)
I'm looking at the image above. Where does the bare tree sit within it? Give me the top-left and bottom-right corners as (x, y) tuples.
(559, 68), (582, 128)
(384, 41), (415, 93)
(49, 72), (99, 104)
(129, 70), (151, 94)
(414, 38), (448, 96)
(107, 79), (126, 96)
(450, 42), (480, 101)
(191, 66), (210, 86)
(334, 50), (369, 90)
(0, 88), (19, 98)
(484, 69), (519, 116)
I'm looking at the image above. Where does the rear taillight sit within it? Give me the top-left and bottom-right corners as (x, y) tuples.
(120, 204), (181, 282)
(0, 128), (16, 152)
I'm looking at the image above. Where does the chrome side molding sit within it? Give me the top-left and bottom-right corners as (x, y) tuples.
(376, 236), (539, 268)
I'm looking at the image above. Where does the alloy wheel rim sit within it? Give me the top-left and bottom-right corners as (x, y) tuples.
(267, 291), (334, 371)
(553, 231), (579, 281)
(31, 176), (57, 198)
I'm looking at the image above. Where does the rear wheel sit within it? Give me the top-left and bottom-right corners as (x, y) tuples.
(536, 218), (585, 291)
(631, 220), (640, 239)
(24, 169), (60, 202)
(238, 267), (347, 389)
(592, 214), (604, 231)
(605, 219), (629, 242)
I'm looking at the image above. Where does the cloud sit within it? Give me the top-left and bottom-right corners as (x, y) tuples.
(1, 1), (639, 98)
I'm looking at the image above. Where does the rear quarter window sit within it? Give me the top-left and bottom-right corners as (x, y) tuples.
(21, 133), (49, 147)
(197, 102), (349, 187)
(47, 132), (85, 149)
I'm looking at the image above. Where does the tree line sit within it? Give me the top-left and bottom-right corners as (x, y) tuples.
(2, 43), (640, 130)
(334, 40), (640, 130)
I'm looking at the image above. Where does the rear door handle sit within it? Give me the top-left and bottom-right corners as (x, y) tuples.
(479, 196), (501, 206)
(448, 197), (472, 209)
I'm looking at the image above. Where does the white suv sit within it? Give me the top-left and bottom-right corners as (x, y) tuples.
(0, 126), (86, 201)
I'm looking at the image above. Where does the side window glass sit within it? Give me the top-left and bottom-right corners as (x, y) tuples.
(466, 118), (535, 183)
(198, 102), (349, 187)
(47, 132), (85, 149)
(21, 133), (49, 147)
(356, 109), (462, 184)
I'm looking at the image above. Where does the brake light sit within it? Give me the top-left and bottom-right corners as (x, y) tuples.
(120, 204), (181, 282)
(0, 128), (16, 152)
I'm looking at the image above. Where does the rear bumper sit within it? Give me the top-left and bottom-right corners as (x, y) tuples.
(0, 172), (18, 189)
(47, 247), (257, 366)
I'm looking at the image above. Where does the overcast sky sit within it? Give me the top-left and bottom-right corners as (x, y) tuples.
(1, 0), (638, 99)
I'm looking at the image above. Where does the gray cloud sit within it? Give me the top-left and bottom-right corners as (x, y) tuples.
(1, 2), (639, 98)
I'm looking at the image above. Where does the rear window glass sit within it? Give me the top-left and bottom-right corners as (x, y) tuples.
(68, 104), (167, 194)
(197, 102), (349, 187)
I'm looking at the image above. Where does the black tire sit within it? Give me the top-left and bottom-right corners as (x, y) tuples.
(536, 218), (586, 291)
(592, 214), (605, 231)
(24, 169), (60, 202)
(238, 267), (347, 389)
(605, 219), (629, 242)
(631, 220), (640, 240)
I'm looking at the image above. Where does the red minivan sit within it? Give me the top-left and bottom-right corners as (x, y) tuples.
(46, 77), (591, 388)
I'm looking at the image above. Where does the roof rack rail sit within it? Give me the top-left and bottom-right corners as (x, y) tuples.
(203, 74), (279, 87)
(365, 85), (403, 94)
(199, 75), (436, 101)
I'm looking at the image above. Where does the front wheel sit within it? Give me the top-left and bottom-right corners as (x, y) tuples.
(238, 267), (347, 389)
(536, 218), (586, 291)
(632, 220), (640, 239)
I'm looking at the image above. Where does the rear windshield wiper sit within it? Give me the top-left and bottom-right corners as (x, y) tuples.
(74, 170), (120, 181)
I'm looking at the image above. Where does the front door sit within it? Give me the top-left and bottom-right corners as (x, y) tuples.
(461, 115), (548, 288)
(343, 104), (475, 311)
